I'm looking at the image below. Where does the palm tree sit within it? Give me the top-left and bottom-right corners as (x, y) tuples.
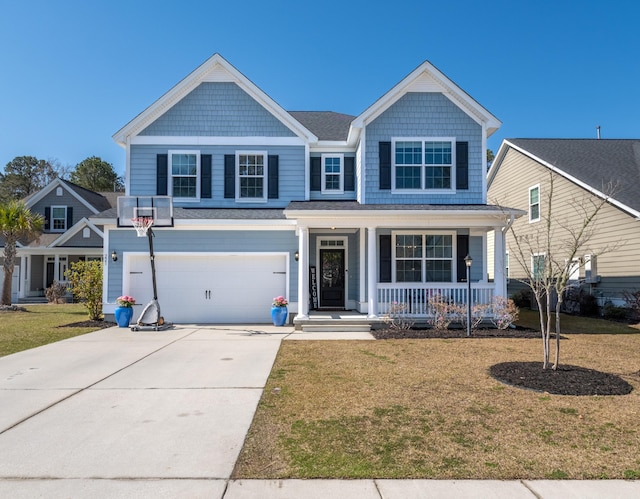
(0, 201), (43, 305)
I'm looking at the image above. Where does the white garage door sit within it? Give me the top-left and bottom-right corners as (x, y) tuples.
(125, 253), (287, 324)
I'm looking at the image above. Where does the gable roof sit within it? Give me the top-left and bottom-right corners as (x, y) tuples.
(489, 138), (640, 218)
(113, 53), (318, 146)
(349, 60), (501, 141)
(24, 178), (114, 213)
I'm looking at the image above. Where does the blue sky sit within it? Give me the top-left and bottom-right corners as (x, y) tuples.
(1, 0), (638, 178)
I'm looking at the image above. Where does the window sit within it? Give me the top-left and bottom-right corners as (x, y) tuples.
(394, 232), (454, 282)
(529, 185), (540, 222)
(393, 138), (454, 191)
(532, 253), (546, 280)
(51, 206), (67, 232)
(236, 151), (267, 202)
(321, 154), (343, 192)
(169, 150), (200, 199)
(82, 227), (90, 238)
(505, 251), (510, 282)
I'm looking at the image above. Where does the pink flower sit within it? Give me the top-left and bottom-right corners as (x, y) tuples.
(116, 295), (136, 307)
(272, 296), (288, 307)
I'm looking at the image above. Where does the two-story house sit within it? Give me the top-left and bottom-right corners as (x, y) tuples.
(95, 53), (521, 326)
(2, 178), (114, 301)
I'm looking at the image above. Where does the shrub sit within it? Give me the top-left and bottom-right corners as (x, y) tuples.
(428, 295), (454, 331)
(45, 281), (67, 304)
(602, 301), (628, 321)
(579, 292), (600, 317)
(491, 296), (519, 330)
(382, 301), (415, 330)
(510, 288), (531, 309)
(65, 260), (103, 320)
(622, 290), (640, 321)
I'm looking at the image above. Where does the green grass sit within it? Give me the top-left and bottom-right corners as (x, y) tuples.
(516, 307), (640, 334)
(0, 304), (103, 357)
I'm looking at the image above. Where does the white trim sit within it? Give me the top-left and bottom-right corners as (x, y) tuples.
(531, 252), (546, 280)
(490, 139), (640, 220)
(321, 153), (344, 194)
(50, 205), (67, 232)
(528, 184), (540, 223)
(235, 150), (268, 203)
(169, 149), (201, 202)
(113, 53), (318, 147)
(25, 178), (100, 214)
(130, 135), (306, 146)
(49, 217), (104, 247)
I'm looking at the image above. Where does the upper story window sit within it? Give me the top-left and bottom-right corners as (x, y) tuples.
(529, 185), (540, 222)
(321, 154), (344, 193)
(169, 150), (200, 200)
(393, 138), (455, 192)
(532, 253), (546, 280)
(236, 151), (267, 202)
(393, 231), (454, 283)
(51, 206), (67, 232)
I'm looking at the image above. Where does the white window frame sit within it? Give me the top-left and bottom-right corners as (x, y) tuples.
(321, 154), (344, 193)
(236, 151), (268, 203)
(391, 230), (456, 283)
(391, 137), (456, 194)
(529, 184), (540, 223)
(505, 250), (510, 283)
(531, 252), (546, 280)
(169, 149), (200, 202)
(51, 205), (67, 232)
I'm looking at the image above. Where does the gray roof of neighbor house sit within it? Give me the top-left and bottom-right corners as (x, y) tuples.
(501, 138), (640, 214)
(288, 111), (355, 141)
(59, 180), (115, 212)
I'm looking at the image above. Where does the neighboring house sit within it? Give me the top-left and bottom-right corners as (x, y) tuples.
(94, 53), (521, 325)
(487, 138), (640, 306)
(0, 178), (114, 301)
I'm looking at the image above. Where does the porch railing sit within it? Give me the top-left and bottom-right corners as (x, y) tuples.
(377, 283), (495, 317)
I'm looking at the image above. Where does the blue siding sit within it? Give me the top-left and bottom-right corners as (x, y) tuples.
(140, 82), (296, 137)
(469, 236), (484, 281)
(364, 93), (484, 204)
(129, 144), (305, 208)
(107, 228), (298, 302)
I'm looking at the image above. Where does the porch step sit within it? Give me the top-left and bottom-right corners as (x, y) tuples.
(17, 297), (48, 304)
(300, 323), (373, 333)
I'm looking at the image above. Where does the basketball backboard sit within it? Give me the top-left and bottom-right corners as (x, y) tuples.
(117, 196), (173, 227)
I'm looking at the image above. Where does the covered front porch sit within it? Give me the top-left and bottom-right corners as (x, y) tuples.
(285, 202), (521, 328)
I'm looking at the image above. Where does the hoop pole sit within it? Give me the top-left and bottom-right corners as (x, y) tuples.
(147, 227), (158, 300)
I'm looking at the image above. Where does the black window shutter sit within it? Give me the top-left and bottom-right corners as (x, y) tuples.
(456, 142), (469, 190)
(224, 154), (235, 198)
(157, 154), (168, 195)
(201, 154), (212, 199)
(66, 207), (73, 229)
(44, 206), (50, 231)
(456, 234), (470, 282)
(379, 234), (392, 283)
(379, 141), (391, 190)
(268, 155), (279, 199)
(310, 157), (321, 191)
(344, 157), (355, 191)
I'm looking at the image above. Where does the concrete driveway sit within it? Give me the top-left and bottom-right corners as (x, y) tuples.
(0, 325), (289, 497)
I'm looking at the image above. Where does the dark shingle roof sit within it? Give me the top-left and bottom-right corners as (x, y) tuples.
(288, 111), (355, 141)
(61, 180), (115, 211)
(507, 139), (640, 213)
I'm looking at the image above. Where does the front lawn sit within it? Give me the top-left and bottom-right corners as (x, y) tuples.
(234, 316), (640, 480)
(0, 304), (109, 357)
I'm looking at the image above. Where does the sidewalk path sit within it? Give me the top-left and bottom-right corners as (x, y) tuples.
(0, 325), (637, 498)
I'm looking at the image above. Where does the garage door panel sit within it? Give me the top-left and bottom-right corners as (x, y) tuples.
(126, 254), (287, 324)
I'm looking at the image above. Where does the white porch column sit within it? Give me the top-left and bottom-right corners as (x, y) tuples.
(19, 256), (27, 298)
(367, 227), (378, 318)
(53, 254), (60, 283)
(493, 227), (506, 298)
(297, 226), (310, 319)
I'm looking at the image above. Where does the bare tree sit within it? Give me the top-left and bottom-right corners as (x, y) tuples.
(500, 172), (618, 369)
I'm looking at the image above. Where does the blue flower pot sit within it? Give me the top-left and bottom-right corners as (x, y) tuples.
(115, 306), (133, 328)
(271, 306), (288, 326)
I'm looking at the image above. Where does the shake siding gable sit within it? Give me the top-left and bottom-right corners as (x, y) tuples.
(139, 82), (297, 137)
(364, 93), (483, 204)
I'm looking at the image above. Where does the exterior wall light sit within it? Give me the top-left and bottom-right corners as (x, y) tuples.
(111, 250), (118, 262)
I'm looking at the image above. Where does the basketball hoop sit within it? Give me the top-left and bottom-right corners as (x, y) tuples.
(131, 216), (154, 237)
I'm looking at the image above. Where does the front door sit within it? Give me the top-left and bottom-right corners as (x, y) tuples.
(319, 248), (345, 308)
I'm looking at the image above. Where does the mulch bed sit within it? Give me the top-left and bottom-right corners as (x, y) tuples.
(490, 361), (634, 396)
(372, 326), (541, 340)
(59, 320), (116, 328)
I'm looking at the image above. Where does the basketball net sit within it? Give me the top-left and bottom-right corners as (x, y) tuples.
(131, 216), (154, 237)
